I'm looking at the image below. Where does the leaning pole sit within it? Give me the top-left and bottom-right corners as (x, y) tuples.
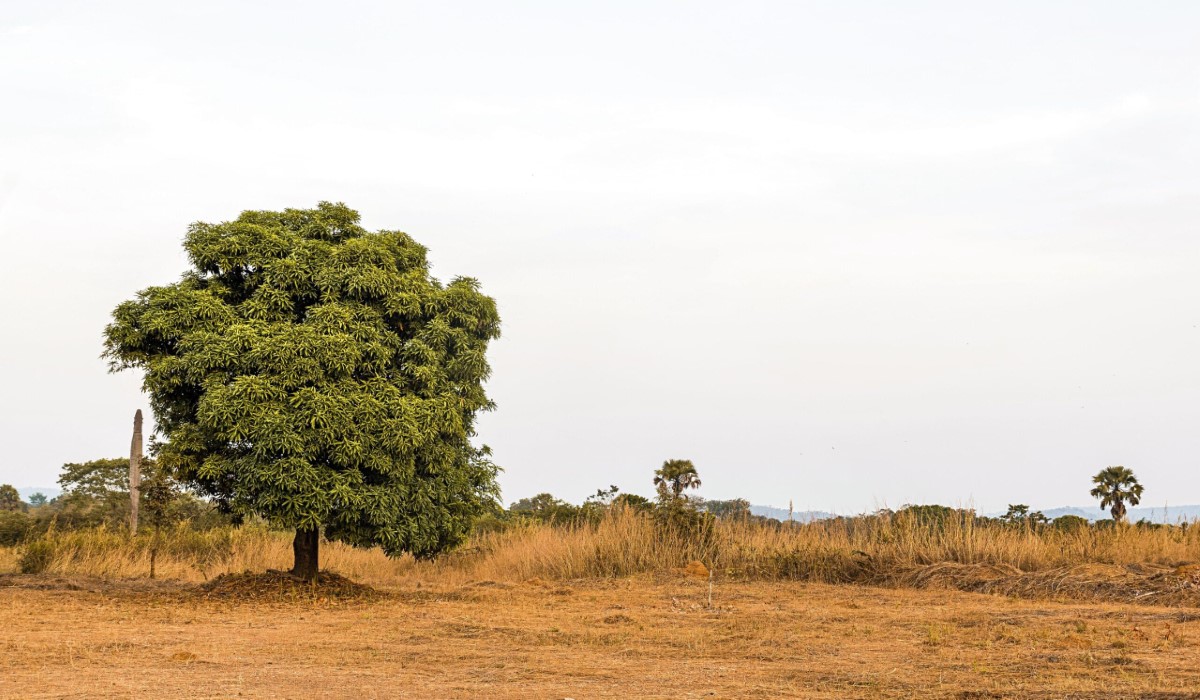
(130, 409), (143, 535)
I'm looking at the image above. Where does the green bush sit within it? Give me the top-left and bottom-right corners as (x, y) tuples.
(471, 511), (514, 536)
(1052, 515), (1089, 533)
(19, 539), (56, 574)
(0, 510), (32, 546)
(508, 493), (582, 523)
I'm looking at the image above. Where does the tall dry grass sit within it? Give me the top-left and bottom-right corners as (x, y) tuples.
(460, 508), (1200, 584)
(2, 508), (1198, 586)
(0, 523), (417, 586)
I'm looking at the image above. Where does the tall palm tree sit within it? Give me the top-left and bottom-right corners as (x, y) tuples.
(653, 459), (701, 501)
(1089, 466), (1144, 523)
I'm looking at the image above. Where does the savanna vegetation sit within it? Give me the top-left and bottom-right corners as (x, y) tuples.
(0, 203), (1182, 603)
(8, 456), (1200, 698)
(3, 203), (1196, 697)
(1, 454), (1191, 605)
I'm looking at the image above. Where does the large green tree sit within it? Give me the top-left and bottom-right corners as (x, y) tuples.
(103, 202), (501, 579)
(1089, 466), (1143, 524)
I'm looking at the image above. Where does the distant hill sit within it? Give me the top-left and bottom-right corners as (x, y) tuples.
(749, 503), (1200, 524)
(980, 505), (1200, 523)
(16, 487), (61, 502)
(750, 505), (836, 522)
(1034, 505), (1200, 523)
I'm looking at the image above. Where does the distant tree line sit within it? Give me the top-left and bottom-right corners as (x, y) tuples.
(489, 464), (1158, 534)
(0, 459), (1159, 550)
(0, 458), (230, 546)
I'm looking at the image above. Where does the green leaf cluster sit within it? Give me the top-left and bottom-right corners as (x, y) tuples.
(103, 202), (501, 558)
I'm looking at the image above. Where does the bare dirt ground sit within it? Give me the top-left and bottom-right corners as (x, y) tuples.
(4, 574), (1200, 699)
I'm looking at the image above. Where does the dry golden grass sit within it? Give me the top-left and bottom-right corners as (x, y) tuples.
(4, 575), (1200, 698)
(459, 508), (1200, 583)
(0, 545), (17, 574)
(1, 523), (417, 586)
(5, 509), (1200, 596)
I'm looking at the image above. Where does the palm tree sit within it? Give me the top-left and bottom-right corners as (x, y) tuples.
(1089, 466), (1144, 523)
(653, 459), (701, 502)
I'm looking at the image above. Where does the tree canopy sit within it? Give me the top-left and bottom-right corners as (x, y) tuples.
(1090, 466), (1143, 523)
(57, 457), (155, 527)
(1000, 504), (1047, 526)
(59, 457), (154, 500)
(701, 498), (752, 519)
(510, 493), (574, 517)
(653, 459), (701, 502)
(103, 202), (501, 578)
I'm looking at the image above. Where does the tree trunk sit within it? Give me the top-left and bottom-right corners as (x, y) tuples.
(291, 527), (319, 581)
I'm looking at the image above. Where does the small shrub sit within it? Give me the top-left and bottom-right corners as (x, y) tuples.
(471, 512), (513, 536)
(0, 510), (32, 546)
(19, 539), (57, 574)
(1052, 515), (1089, 533)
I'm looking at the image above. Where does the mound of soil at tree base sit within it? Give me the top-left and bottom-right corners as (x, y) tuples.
(200, 570), (382, 602)
(901, 562), (1200, 606)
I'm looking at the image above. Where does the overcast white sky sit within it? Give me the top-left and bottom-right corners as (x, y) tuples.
(2, 1), (1198, 513)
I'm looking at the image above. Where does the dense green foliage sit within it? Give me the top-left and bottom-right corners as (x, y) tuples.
(0, 484), (23, 512)
(653, 459), (701, 502)
(140, 472), (181, 532)
(502, 486), (633, 526)
(509, 493), (582, 522)
(1051, 514), (1089, 532)
(496, 461), (715, 534)
(611, 493), (653, 512)
(1000, 504), (1048, 526)
(51, 457), (218, 530)
(0, 510), (31, 546)
(1090, 466), (1143, 523)
(55, 458), (150, 527)
(701, 498), (752, 519)
(887, 504), (963, 526)
(103, 203), (501, 560)
(58, 457), (144, 499)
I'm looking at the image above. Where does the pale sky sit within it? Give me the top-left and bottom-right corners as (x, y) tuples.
(2, 1), (1198, 513)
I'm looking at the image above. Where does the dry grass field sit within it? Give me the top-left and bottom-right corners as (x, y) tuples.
(4, 574), (1200, 699)
(7, 511), (1200, 698)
